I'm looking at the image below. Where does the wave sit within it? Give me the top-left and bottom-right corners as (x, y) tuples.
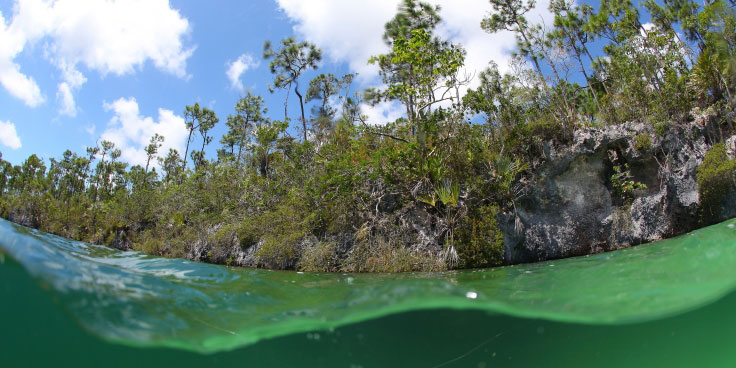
(1, 217), (736, 354)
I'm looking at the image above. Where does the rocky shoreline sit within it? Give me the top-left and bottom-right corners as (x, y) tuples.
(502, 114), (736, 264)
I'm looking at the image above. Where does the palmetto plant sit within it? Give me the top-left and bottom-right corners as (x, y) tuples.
(418, 178), (460, 268)
(436, 179), (460, 267)
(490, 152), (528, 235)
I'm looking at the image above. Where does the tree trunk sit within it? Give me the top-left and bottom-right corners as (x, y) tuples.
(295, 83), (307, 142)
(183, 129), (193, 169)
(568, 34), (603, 116)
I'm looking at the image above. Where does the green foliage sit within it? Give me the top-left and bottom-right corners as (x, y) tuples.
(456, 205), (505, 269)
(634, 134), (652, 152)
(611, 164), (647, 199)
(1, 0), (735, 273)
(368, 3), (466, 128)
(183, 103), (219, 170)
(344, 237), (444, 273)
(697, 143), (736, 219)
(263, 37), (322, 140)
(297, 240), (338, 272)
(250, 192), (315, 270)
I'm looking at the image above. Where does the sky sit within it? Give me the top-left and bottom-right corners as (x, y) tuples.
(0, 0), (556, 168)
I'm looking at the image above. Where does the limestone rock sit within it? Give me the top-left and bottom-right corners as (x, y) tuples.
(502, 120), (736, 264)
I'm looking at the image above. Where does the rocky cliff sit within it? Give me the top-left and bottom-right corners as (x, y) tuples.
(501, 114), (736, 264)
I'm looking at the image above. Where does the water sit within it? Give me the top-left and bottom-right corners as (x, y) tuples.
(1, 218), (736, 367)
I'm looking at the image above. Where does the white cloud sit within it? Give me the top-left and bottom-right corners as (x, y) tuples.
(54, 61), (87, 116)
(0, 0), (194, 112)
(360, 101), (405, 126)
(0, 61), (45, 106)
(276, 0), (396, 82)
(0, 10), (44, 106)
(101, 97), (188, 168)
(56, 82), (76, 116)
(0, 120), (22, 150)
(276, 0), (554, 85)
(226, 53), (259, 91)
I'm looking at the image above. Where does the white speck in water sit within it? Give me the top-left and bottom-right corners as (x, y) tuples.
(728, 224), (735, 229)
(297, 271), (304, 274)
(466, 291), (478, 299)
(346, 277), (354, 285)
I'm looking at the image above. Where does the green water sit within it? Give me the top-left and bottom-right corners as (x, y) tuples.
(2, 218), (736, 367)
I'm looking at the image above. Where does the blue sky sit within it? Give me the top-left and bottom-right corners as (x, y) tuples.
(0, 0), (556, 167)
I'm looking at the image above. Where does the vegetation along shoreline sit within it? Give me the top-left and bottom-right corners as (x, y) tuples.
(1, 0), (735, 272)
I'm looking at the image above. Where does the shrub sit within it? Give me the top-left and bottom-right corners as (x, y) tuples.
(634, 134), (652, 152)
(611, 164), (647, 199)
(210, 223), (238, 248)
(342, 219), (445, 273)
(455, 205), (505, 268)
(252, 196), (314, 270)
(138, 237), (164, 256)
(697, 143), (736, 220)
(297, 240), (338, 272)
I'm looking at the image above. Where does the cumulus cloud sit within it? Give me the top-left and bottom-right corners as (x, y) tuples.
(0, 0), (194, 114)
(101, 97), (188, 168)
(56, 82), (76, 116)
(0, 10), (44, 106)
(226, 53), (259, 91)
(54, 61), (88, 116)
(360, 101), (405, 126)
(0, 120), (22, 150)
(276, 0), (554, 107)
(276, 0), (396, 81)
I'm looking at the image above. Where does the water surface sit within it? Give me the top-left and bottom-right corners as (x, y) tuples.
(2, 218), (736, 367)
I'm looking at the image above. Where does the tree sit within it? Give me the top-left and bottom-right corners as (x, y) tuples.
(158, 149), (183, 184)
(383, 0), (442, 42)
(144, 133), (164, 174)
(251, 120), (289, 178)
(183, 103), (219, 169)
(368, 1), (466, 128)
(549, 0), (604, 115)
(306, 73), (340, 121)
(306, 73), (357, 141)
(263, 37), (322, 141)
(221, 92), (268, 165)
(482, 0), (544, 76)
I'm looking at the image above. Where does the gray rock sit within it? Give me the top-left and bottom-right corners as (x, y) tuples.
(502, 120), (736, 264)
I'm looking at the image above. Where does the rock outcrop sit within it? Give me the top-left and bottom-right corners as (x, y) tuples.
(501, 117), (736, 264)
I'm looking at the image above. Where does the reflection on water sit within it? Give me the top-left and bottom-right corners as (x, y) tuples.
(1, 217), (736, 356)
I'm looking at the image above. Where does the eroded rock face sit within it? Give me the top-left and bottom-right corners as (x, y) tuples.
(502, 120), (735, 264)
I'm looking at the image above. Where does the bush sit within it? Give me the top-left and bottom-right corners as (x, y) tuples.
(252, 195), (314, 270)
(697, 143), (736, 220)
(455, 205), (505, 268)
(297, 240), (338, 272)
(611, 164), (647, 199)
(138, 236), (165, 256)
(342, 219), (445, 273)
(634, 134), (652, 152)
